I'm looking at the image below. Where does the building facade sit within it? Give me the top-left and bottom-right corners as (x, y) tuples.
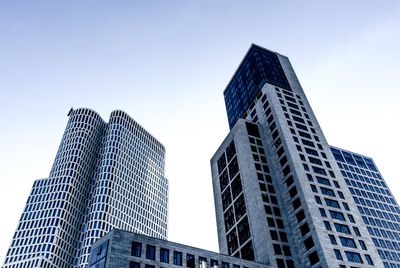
(331, 147), (400, 268)
(3, 108), (168, 268)
(210, 44), (397, 267)
(89, 229), (270, 268)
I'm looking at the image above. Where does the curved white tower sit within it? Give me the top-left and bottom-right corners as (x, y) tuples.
(3, 108), (168, 268)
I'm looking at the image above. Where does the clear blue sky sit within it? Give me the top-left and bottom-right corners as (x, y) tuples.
(1, 0), (400, 260)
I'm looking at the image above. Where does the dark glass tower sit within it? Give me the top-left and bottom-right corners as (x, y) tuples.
(224, 44), (291, 129)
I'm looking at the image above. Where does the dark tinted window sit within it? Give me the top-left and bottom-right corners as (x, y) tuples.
(186, 254), (195, 268)
(131, 241), (141, 257)
(246, 122), (261, 137)
(226, 141), (236, 161)
(160, 248), (169, 263)
(173, 251), (182, 266)
(241, 241), (255, 261)
(146, 245), (155, 260)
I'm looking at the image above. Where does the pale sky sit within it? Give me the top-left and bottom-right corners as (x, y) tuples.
(1, 0), (400, 261)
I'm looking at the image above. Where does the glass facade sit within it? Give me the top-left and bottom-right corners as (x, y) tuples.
(331, 147), (400, 268)
(224, 44), (291, 129)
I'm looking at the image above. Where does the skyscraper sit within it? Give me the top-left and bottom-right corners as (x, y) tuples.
(3, 108), (168, 268)
(211, 44), (399, 267)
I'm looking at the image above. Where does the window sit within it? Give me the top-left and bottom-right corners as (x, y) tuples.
(241, 241), (255, 261)
(270, 230), (278, 240)
(276, 258), (285, 268)
(310, 184), (318, 193)
(289, 186), (297, 198)
(365, 254), (374, 265)
(302, 139), (315, 147)
(359, 240), (367, 250)
(267, 217), (275, 227)
(217, 153), (226, 174)
(316, 176), (330, 186)
(259, 183), (267, 191)
(329, 235), (337, 245)
(333, 180), (340, 188)
(353, 227), (361, 236)
(323, 221), (331, 231)
(325, 198), (340, 208)
(345, 251), (363, 264)
(273, 207), (281, 217)
(231, 176), (243, 199)
(234, 195), (246, 221)
(303, 163), (309, 171)
(265, 205), (272, 215)
(283, 245), (291, 257)
(211, 260), (219, 267)
(131, 242), (141, 257)
(146, 245), (155, 260)
(199, 257), (207, 266)
(309, 156), (322, 165)
(308, 251), (319, 265)
(224, 207), (235, 231)
(173, 251), (182, 266)
(339, 237), (357, 248)
(296, 210), (305, 223)
(319, 208), (327, 217)
(286, 176), (294, 187)
(246, 122), (260, 137)
(219, 170), (229, 192)
(145, 265), (155, 268)
(228, 157), (239, 178)
(226, 141), (236, 161)
(130, 262), (140, 268)
(279, 232), (288, 242)
(304, 236), (314, 250)
(286, 259), (295, 268)
(273, 244), (282, 255)
(292, 197), (301, 210)
(334, 249), (343, 260)
(334, 223), (351, 234)
(329, 210), (345, 221)
(237, 217), (251, 243)
(283, 165), (291, 176)
(186, 254), (195, 268)
(160, 248), (169, 263)
(221, 189), (232, 211)
(226, 229), (238, 255)
(312, 166), (326, 175)
(320, 187), (335, 197)
(300, 222), (310, 236)
(222, 262), (230, 268)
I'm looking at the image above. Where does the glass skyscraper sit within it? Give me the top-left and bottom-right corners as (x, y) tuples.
(211, 44), (400, 267)
(331, 147), (400, 268)
(3, 108), (168, 268)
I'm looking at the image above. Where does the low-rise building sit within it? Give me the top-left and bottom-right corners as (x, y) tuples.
(89, 229), (270, 268)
